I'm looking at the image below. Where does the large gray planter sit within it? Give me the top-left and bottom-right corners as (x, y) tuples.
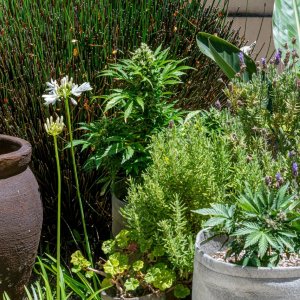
(111, 192), (126, 237)
(192, 230), (300, 300)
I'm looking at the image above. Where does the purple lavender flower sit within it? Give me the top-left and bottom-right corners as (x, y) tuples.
(274, 49), (282, 65)
(265, 175), (272, 187)
(292, 162), (298, 177)
(275, 172), (282, 181)
(261, 57), (267, 69)
(214, 100), (222, 110)
(288, 150), (296, 158)
(168, 120), (175, 129)
(238, 52), (245, 64)
(275, 172), (284, 188)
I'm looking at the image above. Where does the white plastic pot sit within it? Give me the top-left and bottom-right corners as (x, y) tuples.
(192, 230), (300, 300)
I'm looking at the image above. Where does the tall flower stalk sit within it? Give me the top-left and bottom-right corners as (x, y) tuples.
(42, 76), (93, 264)
(64, 97), (92, 263)
(44, 116), (65, 300)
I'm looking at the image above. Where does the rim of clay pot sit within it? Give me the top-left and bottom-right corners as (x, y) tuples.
(195, 230), (300, 279)
(0, 134), (31, 179)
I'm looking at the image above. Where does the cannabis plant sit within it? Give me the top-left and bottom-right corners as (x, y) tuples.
(71, 230), (190, 299)
(195, 183), (300, 267)
(76, 44), (189, 194)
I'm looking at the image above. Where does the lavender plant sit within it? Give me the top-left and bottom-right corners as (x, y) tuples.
(224, 45), (300, 154)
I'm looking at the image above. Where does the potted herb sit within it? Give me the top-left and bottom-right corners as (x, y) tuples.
(192, 182), (300, 300)
(77, 44), (191, 235)
(71, 230), (189, 300)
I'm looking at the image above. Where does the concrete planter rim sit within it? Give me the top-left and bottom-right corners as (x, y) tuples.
(196, 229), (300, 279)
(0, 134), (31, 179)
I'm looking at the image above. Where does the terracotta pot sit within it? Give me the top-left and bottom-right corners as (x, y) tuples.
(0, 135), (43, 299)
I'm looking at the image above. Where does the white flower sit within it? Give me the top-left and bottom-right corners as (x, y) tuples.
(42, 76), (92, 106)
(42, 92), (60, 105)
(240, 41), (256, 55)
(44, 115), (65, 136)
(71, 82), (92, 96)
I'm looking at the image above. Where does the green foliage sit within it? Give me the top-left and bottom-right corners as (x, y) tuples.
(123, 109), (284, 282)
(35, 255), (105, 300)
(224, 58), (300, 154)
(273, 0), (300, 62)
(144, 263), (175, 291)
(196, 183), (300, 267)
(3, 255), (102, 300)
(77, 44), (188, 193)
(71, 229), (179, 298)
(174, 284), (191, 299)
(0, 0), (241, 254)
(124, 278), (140, 292)
(196, 32), (256, 80)
(71, 251), (94, 278)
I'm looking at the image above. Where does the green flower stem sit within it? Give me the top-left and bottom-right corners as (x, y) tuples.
(53, 135), (61, 300)
(64, 99), (92, 263)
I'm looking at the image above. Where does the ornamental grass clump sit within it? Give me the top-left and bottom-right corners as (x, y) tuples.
(195, 183), (300, 267)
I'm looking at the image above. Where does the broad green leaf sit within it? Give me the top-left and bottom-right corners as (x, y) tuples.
(124, 101), (134, 120)
(204, 217), (227, 227)
(258, 234), (268, 258)
(135, 96), (144, 110)
(132, 260), (144, 272)
(244, 231), (262, 248)
(124, 278), (140, 291)
(196, 32), (256, 80)
(121, 146), (134, 164)
(208, 40), (236, 79)
(278, 235), (295, 251)
(174, 284), (190, 299)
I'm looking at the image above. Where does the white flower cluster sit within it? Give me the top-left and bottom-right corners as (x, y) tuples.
(44, 115), (65, 136)
(42, 76), (92, 106)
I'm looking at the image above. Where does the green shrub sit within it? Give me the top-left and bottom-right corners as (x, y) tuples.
(0, 0), (241, 253)
(123, 109), (286, 278)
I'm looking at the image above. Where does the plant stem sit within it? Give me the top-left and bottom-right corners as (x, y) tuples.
(53, 135), (61, 300)
(64, 99), (92, 263)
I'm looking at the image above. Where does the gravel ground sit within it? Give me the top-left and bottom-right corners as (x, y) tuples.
(211, 251), (300, 267)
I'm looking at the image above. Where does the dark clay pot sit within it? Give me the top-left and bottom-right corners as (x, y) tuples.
(0, 135), (43, 299)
